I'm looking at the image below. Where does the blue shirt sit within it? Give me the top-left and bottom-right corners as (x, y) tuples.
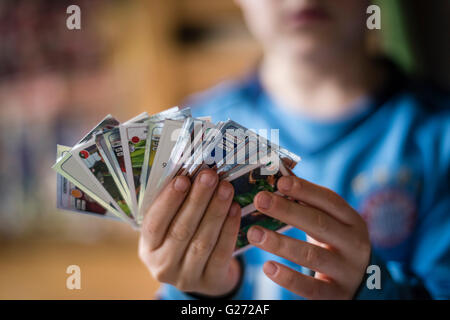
(159, 69), (450, 299)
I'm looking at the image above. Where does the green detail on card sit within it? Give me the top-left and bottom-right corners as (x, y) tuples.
(234, 179), (276, 207)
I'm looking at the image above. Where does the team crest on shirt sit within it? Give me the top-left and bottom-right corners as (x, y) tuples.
(352, 166), (420, 248)
(361, 188), (417, 248)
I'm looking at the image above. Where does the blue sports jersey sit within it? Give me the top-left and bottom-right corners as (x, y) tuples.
(158, 67), (450, 299)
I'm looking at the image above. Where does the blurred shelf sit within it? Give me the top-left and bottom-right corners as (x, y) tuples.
(0, 238), (159, 299)
(178, 0), (242, 24)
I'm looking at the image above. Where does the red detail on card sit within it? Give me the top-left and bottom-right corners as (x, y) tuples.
(79, 150), (89, 159)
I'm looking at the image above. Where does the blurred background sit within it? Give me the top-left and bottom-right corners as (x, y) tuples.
(0, 0), (448, 299)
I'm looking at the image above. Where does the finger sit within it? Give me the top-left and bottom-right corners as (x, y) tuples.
(163, 169), (218, 260)
(181, 181), (235, 278)
(262, 261), (342, 300)
(277, 176), (359, 226)
(141, 175), (191, 251)
(254, 191), (353, 250)
(204, 202), (241, 277)
(247, 226), (346, 280)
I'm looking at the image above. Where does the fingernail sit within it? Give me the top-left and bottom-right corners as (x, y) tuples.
(264, 262), (278, 276)
(257, 192), (272, 209)
(278, 176), (293, 192)
(218, 183), (232, 200)
(248, 227), (264, 243)
(200, 171), (217, 187)
(229, 204), (239, 217)
(174, 176), (189, 192)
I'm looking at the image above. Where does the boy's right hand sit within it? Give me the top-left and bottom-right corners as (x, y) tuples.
(138, 169), (242, 296)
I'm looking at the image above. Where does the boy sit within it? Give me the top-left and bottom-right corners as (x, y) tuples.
(139, 0), (450, 299)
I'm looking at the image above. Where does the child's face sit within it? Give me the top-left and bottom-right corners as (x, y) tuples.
(236, 0), (370, 59)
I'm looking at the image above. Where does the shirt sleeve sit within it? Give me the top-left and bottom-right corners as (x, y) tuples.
(357, 110), (450, 300)
(410, 110), (450, 299)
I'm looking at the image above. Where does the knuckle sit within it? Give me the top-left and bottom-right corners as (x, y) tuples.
(303, 245), (320, 266)
(273, 195), (285, 212)
(307, 283), (320, 300)
(221, 225), (237, 238)
(138, 252), (147, 266)
(213, 210), (228, 219)
(325, 188), (344, 207)
(282, 270), (297, 287)
(316, 213), (330, 234)
(324, 186), (337, 198)
(168, 223), (193, 242)
(190, 238), (214, 257)
(186, 194), (204, 209)
(210, 205), (229, 219)
(210, 250), (228, 266)
(267, 232), (282, 252)
(144, 219), (160, 237)
(285, 198), (299, 215)
(176, 279), (196, 292)
(138, 244), (149, 262)
(138, 236), (155, 263)
(269, 195), (287, 215)
(152, 266), (172, 284)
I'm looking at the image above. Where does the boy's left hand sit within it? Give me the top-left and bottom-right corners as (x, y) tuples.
(247, 175), (371, 299)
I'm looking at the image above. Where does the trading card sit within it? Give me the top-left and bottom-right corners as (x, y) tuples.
(176, 117), (213, 175)
(138, 108), (192, 195)
(166, 117), (209, 179)
(188, 120), (247, 179)
(137, 119), (184, 220)
(178, 119), (215, 178)
(139, 122), (161, 202)
(234, 210), (292, 256)
(74, 114), (120, 147)
(119, 107), (191, 216)
(98, 113), (154, 208)
(54, 113), (121, 171)
(53, 146), (136, 226)
(57, 145), (119, 220)
(100, 127), (130, 199)
(123, 108), (178, 125)
(139, 117), (194, 216)
(252, 129), (301, 171)
(122, 111), (150, 125)
(119, 122), (148, 215)
(95, 133), (132, 206)
(70, 138), (135, 220)
(146, 117), (196, 204)
(53, 114), (124, 216)
(215, 129), (260, 178)
(53, 109), (301, 235)
(176, 121), (222, 179)
(139, 117), (213, 219)
(210, 120), (301, 179)
(139, 108), (191, 200)
(224, 156), (295, 255)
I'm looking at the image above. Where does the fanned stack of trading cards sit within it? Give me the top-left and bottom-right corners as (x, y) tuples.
(53, 106), (300, 254)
